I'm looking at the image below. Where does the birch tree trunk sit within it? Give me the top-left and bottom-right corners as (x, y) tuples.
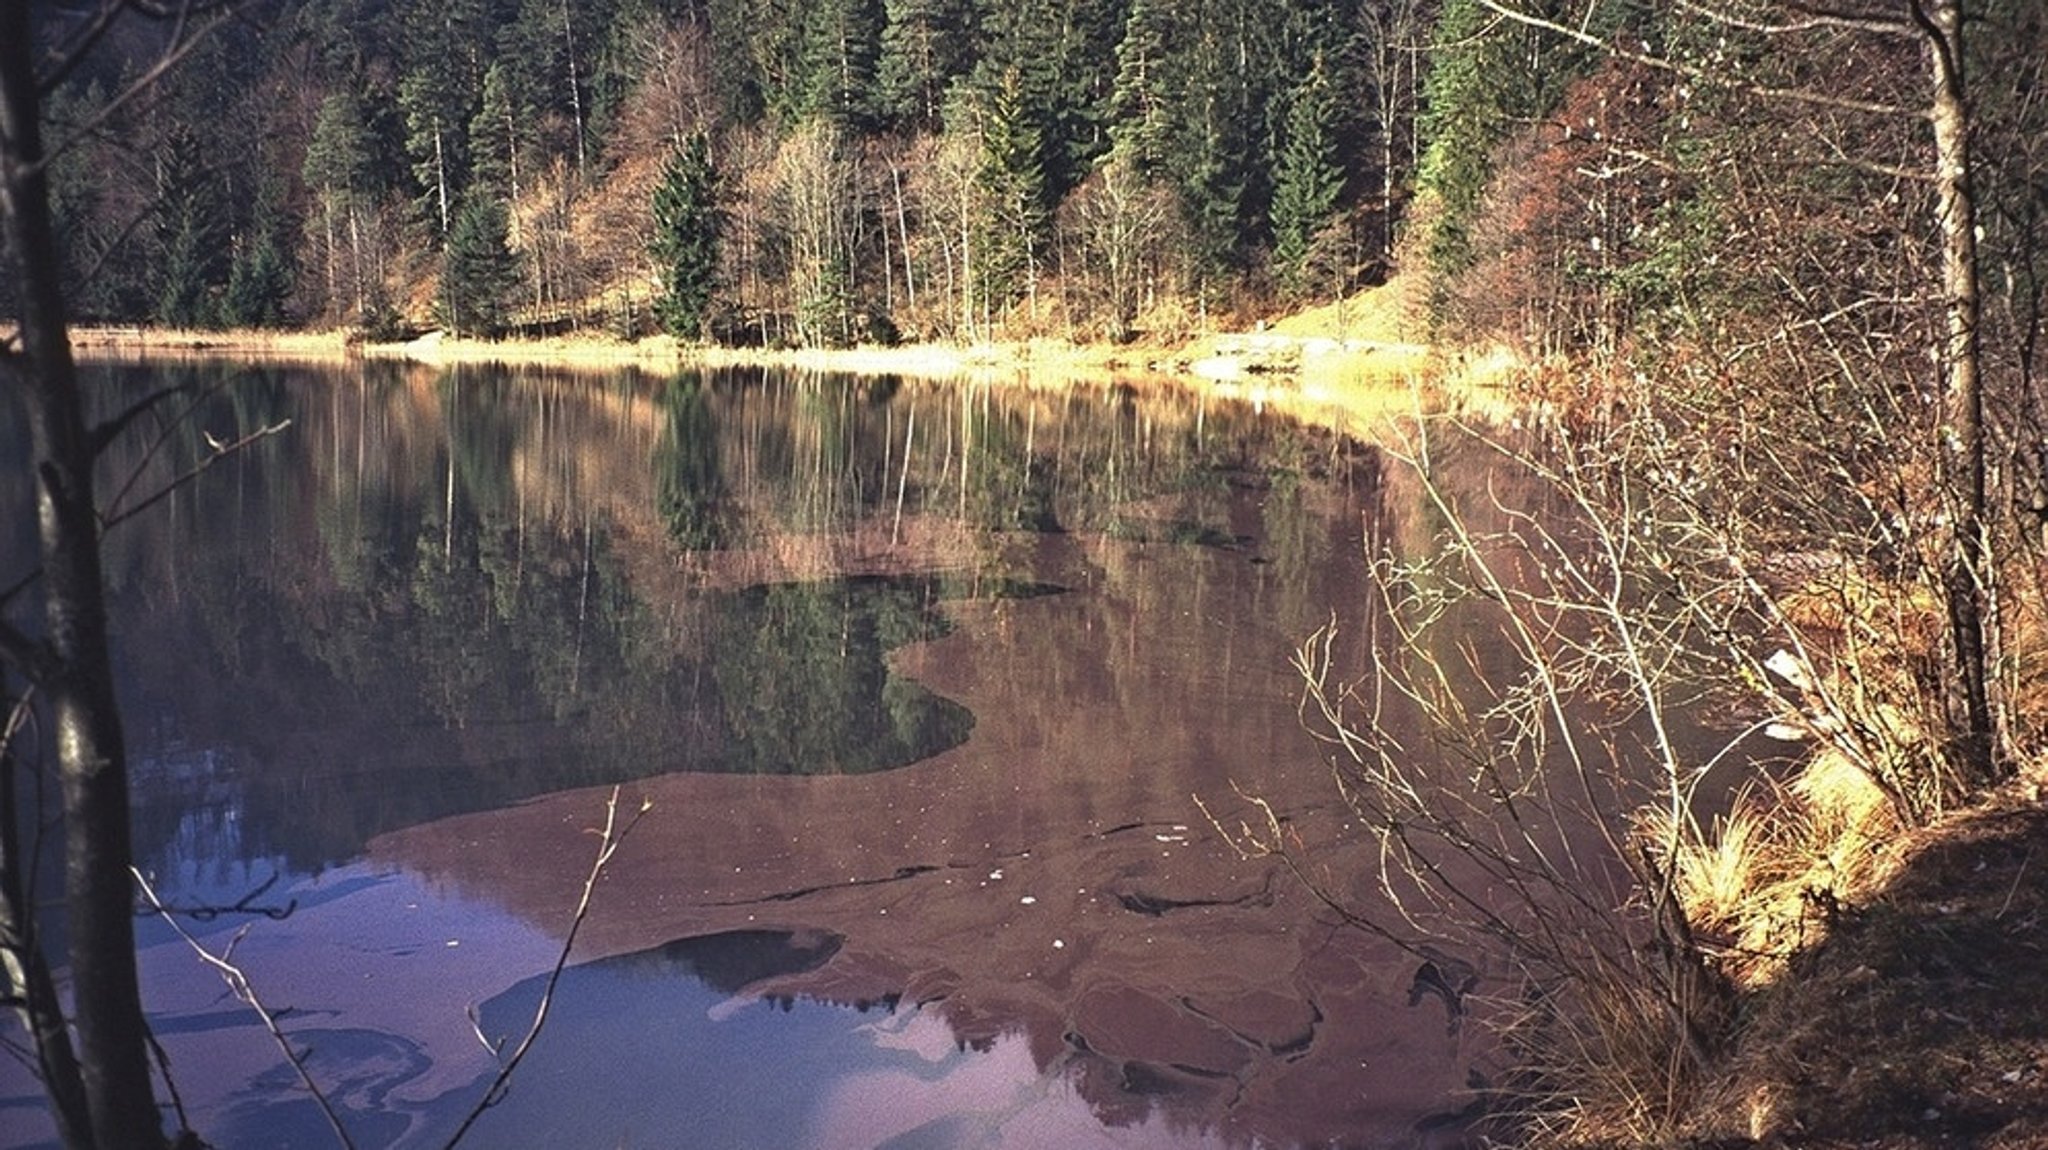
(1920, 0), (1997, 780)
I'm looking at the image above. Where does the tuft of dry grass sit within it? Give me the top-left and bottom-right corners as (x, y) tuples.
(1638, 748), (1906, 1000)
(67, 325), (359, 362)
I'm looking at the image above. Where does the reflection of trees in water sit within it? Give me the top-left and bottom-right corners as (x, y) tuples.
(123, 500), (681, 870)
(70, 362), (1377, 875)
(655, 372), (1357, 557)
(654, 377), (732, 550)
(706, 577), (974, 775)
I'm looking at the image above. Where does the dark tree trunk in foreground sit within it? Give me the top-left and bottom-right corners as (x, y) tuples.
(0, 3), (168, 1146)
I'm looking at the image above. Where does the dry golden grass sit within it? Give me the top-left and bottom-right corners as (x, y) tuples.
(1695, 794), (2048, 1148)
(1639, 749), (1906, 998)
(67, 325), (358, 361)
(59, 277), (1506, 439)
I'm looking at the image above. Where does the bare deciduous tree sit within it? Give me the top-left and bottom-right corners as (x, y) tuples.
(1059, 149), (1177, 342)
(1471, 0), (2003, 784)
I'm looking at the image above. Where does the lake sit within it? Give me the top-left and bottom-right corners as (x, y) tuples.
(1, 361), (1496, 1149)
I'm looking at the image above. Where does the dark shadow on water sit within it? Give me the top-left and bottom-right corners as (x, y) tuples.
(583, 927), (844, 994)
(120, 573), (1061, 874)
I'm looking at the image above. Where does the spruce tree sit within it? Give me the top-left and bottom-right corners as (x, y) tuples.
(1271, 57), (1347, 298)
(222, 175), (295, 329)
(798, 0), (886, 131)
(150, 127), (229, 327)
(470, 60), (530, 203)
(972, 0), (1102, 205)
(1173, 21), (1256, 281)
(1414, 0), (1498, 280)
(302, 88), (377, 322)
(302, 89), (376, 206)
(441, 195), (521, 336)
(222, 230), (294, 328)
(877, 0), (977, 128)
(1108, 0), (1172, 176)
(396, 0), (496, 238)
(650, 132), (723, 341)
(966, 68), (1047, 312)
(399, 68), (467, 238)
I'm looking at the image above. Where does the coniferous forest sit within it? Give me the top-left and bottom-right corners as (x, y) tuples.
(29, 0), (1416, 344)
(15, 0), (2042, 372)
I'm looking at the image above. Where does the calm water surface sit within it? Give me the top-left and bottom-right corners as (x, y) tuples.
(1, 362), (1496, 1149)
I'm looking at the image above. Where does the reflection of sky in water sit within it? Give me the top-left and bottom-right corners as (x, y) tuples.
(445, 943), (1239, 1150)
(823, 1020), (1225, 1150)
(4, 862), (1226, 1150)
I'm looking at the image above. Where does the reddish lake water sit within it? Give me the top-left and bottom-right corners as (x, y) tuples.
(1, 363), (1511, 1148)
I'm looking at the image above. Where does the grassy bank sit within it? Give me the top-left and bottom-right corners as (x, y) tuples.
(63, 280), (1509, 438)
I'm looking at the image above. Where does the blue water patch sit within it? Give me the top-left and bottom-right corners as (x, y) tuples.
(407, 929), (979, 1149)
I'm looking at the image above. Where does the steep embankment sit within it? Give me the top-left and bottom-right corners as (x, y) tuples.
(1705, 783), (2048, 1148)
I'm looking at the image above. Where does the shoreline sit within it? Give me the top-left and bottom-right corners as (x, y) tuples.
(59, 324), (1167, 378)
(61, 322), (1496, 438)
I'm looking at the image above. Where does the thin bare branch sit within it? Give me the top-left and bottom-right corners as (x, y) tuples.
(100, 419), (292, 532)
(133, 868), (358, 1150)
(1675, 0), (1914, 37)
(440, 787), (650, 1149)
(1476, 0), (1915, 119)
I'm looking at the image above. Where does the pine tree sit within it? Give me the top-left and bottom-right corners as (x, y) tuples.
(302, 88), (378, 321)
(302, 89), (376, 205)
(221, 177), (296, 328)
(1108, 0), (1172, 175)
(151, 126), (230, 328)
(222, 230), (294, 328)
(972, 0), (1103, 205)
(650, 132), (723, 341)
(399, 69), (466, 238)
(441, 195), (522, 336)
(798, 0), (886, 131)
(877, 0), (977, 128)
(469, 60), (530, 204)
(504, 0), (609, 172)
(397, 0), (497, 238)
(967, 67), (1047, 312)
(713, 0), (806, 123)
(1271, 56), (1347, 298)
(1173, 16), (1256, 280)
